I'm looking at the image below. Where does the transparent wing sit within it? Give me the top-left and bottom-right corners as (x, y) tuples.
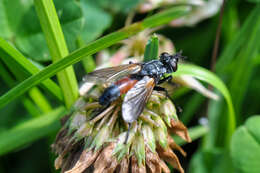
(122, 76), (155, 123)
(83, 64), (141, 85)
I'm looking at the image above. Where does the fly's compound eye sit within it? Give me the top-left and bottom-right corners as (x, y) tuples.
(171, 61), (178, 72)
(172, 62), (178, 72)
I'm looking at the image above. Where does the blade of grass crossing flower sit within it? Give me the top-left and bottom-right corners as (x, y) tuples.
(0, 107), (66, 156)
(34, 0), (78, 108)
(174, 64), (236, 146)
(144, 34), (159, 62)
(0, 38), (63, 101)
(0, 6), (191, 108)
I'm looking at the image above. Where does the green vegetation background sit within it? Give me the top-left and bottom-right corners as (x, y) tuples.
(0, 0), (259, 173)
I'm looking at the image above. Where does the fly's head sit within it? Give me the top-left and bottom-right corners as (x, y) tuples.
(159, 51), (184, 73)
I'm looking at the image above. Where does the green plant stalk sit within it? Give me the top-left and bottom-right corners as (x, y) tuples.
(0, 6), (191, 108)
(34, 0), (78, 108)
(28, 87), (52, 113)
(0, 38), (63, 101)
(173, 125), (208, 146)
(22, 97), (42, 117)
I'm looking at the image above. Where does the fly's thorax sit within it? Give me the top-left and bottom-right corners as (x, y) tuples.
(139, 60), (166, 79)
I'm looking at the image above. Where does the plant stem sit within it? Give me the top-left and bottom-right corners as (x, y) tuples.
(34, 0), (78, 108)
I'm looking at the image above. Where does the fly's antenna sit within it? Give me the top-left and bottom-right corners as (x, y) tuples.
(173, 50), (187, 61)
(124, 123), (132, 144)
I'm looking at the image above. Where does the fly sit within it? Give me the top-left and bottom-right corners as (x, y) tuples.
(83, 52), (184, 143)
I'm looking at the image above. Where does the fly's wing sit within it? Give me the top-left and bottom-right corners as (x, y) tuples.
(83, 64), (141, 85)
(122, 76), (155, 123)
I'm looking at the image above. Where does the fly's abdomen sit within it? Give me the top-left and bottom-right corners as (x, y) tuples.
(99, 85), (120, 105)
(115, 77), (138, 94)
(99, 77), (138, 105)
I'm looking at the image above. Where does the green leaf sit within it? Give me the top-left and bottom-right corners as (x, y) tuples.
(0, 0), (83, 61)
(174, 64), (236, 146)
(79, 1), (112, 43)
(0, 37), (63, 101)
(0, 107), (66, 156)
(144, 34), (159, 62)
(188, 149), (234, 173)
(34, 0), (78, 108)
(231, 115), (260, 173)
(91, 0), (140, 14)
(0, 5), (191, 108)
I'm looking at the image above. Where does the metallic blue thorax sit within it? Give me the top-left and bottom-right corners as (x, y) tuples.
(138, 60), (167, 83)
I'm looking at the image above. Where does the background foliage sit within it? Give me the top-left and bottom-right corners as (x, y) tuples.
(0, 0), (259, 172)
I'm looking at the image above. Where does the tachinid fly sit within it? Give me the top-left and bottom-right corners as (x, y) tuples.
(83, 52), (184, 143)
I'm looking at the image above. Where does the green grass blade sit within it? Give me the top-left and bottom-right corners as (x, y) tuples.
(216, 4), (260, 72)
(174, 63), (236, 145)
(0, 107), (66, 156)
(0, 5), (191, 108)
(0, 37), (63, 101)
(34, 0), (78, 108)
(0, 61), (41, 117)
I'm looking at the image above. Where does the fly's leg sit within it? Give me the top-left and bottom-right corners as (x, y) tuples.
(124, 123), (132, 144)
(158, 75), (172, 84)
(154, 86), (171, 98)
(154, 86), (182, 113)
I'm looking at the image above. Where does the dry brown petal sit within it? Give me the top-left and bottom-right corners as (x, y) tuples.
(167, 136), (186, 157)
(65, 149), (100, 173)
(131, 155), (146, 173)
(145, 147), (161, 173)
(55, 155), (63, 170)
(52, 127), (70, 154)
(157, 146), (184, 173)
(170, 119), (192, 143)
(158, 159), (170, 173)
(61, 144), (85, 173)
(116, 157), (129, 173)
(93, 143), (118, 173)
